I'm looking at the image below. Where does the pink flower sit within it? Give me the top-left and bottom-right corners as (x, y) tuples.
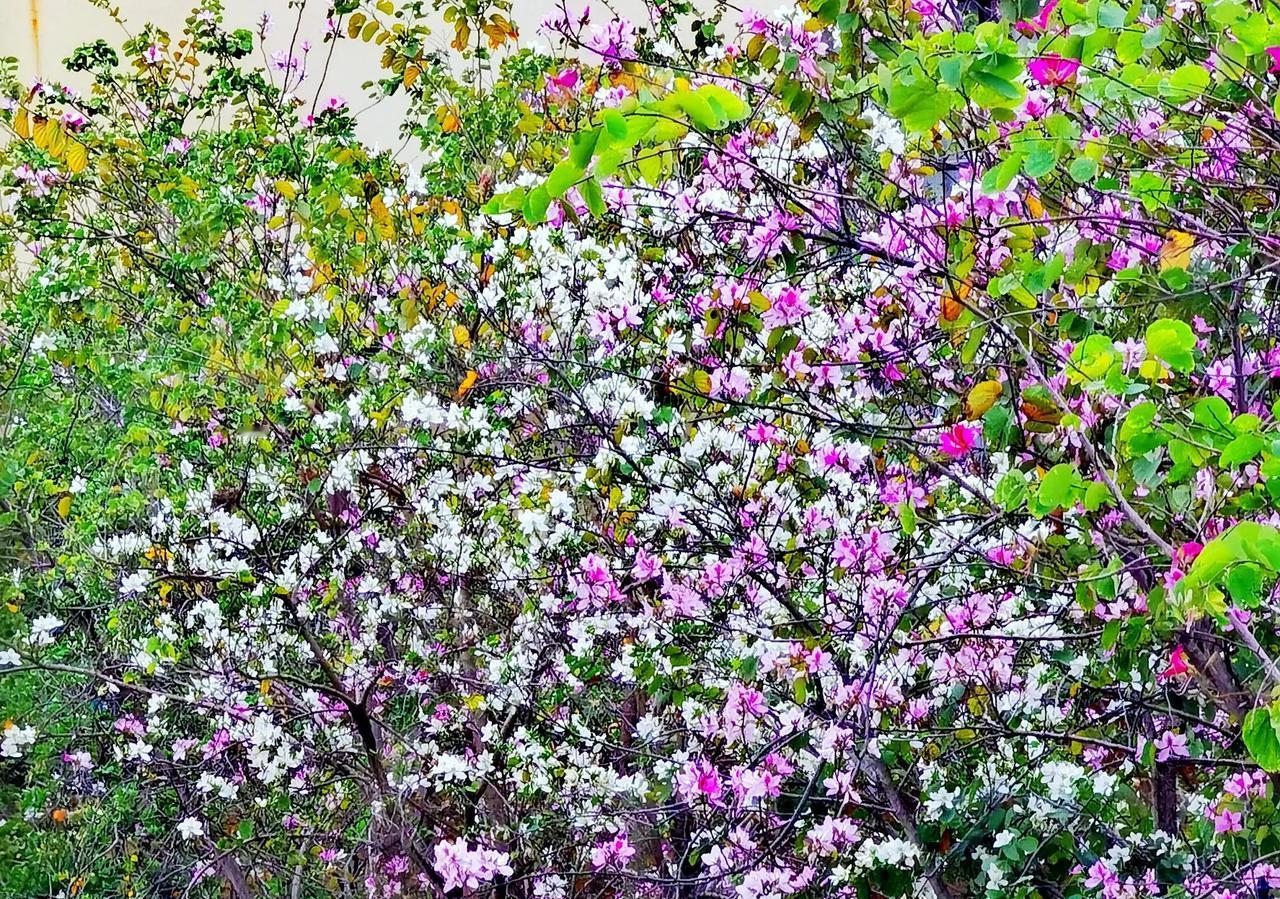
(1267, 47), (1280, 73)
(1212, 806), (1244, 833)
(939, 422), (977, 458)
(1028, 54), (1081, 87)
(590, 833), (636, 870)
(431, 839), (513, 893)
(761, 285), (813, 330)
(1159, 645), (1190, 681)
(1153, 730), (1189, 763)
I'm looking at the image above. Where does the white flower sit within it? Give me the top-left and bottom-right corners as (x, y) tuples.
(635, 714), (663, 743)
(119, 571), (149, 596)
(865, 107), (907, 156)
(1, 723), (36, 758)
(177, 817), (205, 840)
(0, 649), (19, 667)
(29, 614), (64, 647)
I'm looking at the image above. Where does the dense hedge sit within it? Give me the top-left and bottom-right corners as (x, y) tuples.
(5, 0), (1280, 896)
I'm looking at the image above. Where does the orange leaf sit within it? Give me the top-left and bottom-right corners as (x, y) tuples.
(456, 370), (478, 398)
(940, 294), (963, 322)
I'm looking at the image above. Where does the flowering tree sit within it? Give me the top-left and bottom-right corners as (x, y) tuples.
(6, 0), (1280, 896)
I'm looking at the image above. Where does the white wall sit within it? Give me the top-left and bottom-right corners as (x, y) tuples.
(0, 0), (647, 149)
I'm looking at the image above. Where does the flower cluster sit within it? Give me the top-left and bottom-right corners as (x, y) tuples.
(5, 0), (1280, 897)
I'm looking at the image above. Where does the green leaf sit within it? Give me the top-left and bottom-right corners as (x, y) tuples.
(601, 108), (628, 141)
(887, 77), (950, 133)
(569, 129), (601, 168)
(1244, 706), (1280, 772)
(994, 469), (1028, 510)
(1083, 480), (1113, 511)
(698, 84), (750, 121)
(1115, 30), (1144, 63)
(523, 185), (551, 224)
(1098, 1), (1127, 27)
(1227, 563), (1263, 607)
(1166, 64), (1211, 99)
(1101, 618), (1122, 649)
(983, 151), (1025, 194)
(1193, 396), (1232, 432)
(1039, 462), (1080, 510)
(1219, 433), (1264, 468)
(899, 500), (917, 535)
(545, 159), (584, 199)
(580, 177), (606, 217)
(1022, 146), (1058, 179)
(971, 69), (1024, 100)
(1119, 401), (1157, 442)
(1068, 157), (1098, 182)
(678, 89), (725, 130)
(1069, 334), (1119, 383)
(1145, 318), (1196, 372)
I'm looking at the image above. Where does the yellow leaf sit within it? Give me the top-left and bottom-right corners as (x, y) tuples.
(66, 140), (88, 173)
(275, 179), (297, 201)
(1159, 230), (1194, 271)
(14, 107), (29, 139)
(965, 380), (1003, 420)
(452, 324), (471, 349)
(403, 65), (420, 89)
(1139, 358), (1169, 380)
(48, 122), (66, 159)
(57, 494), (72, 518)
(369, 195), (394, 240)
(455, 370), (478, 398)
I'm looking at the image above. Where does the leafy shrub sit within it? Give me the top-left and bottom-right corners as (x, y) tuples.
(6, 0), (1280, 896)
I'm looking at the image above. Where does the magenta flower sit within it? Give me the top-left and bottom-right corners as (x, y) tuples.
(548, 68), (580, 94)
(939, 423), (977, 458)
(1175, 541), (1204, 565)
(1159, 645), (1190, 681)
(1016, 0), (1059, 34)
(1028, 54), (1081, 87)
(1267, 47), (1280, 73)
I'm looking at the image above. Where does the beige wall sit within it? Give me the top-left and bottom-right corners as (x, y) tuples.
(0, 0), (648, 150)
